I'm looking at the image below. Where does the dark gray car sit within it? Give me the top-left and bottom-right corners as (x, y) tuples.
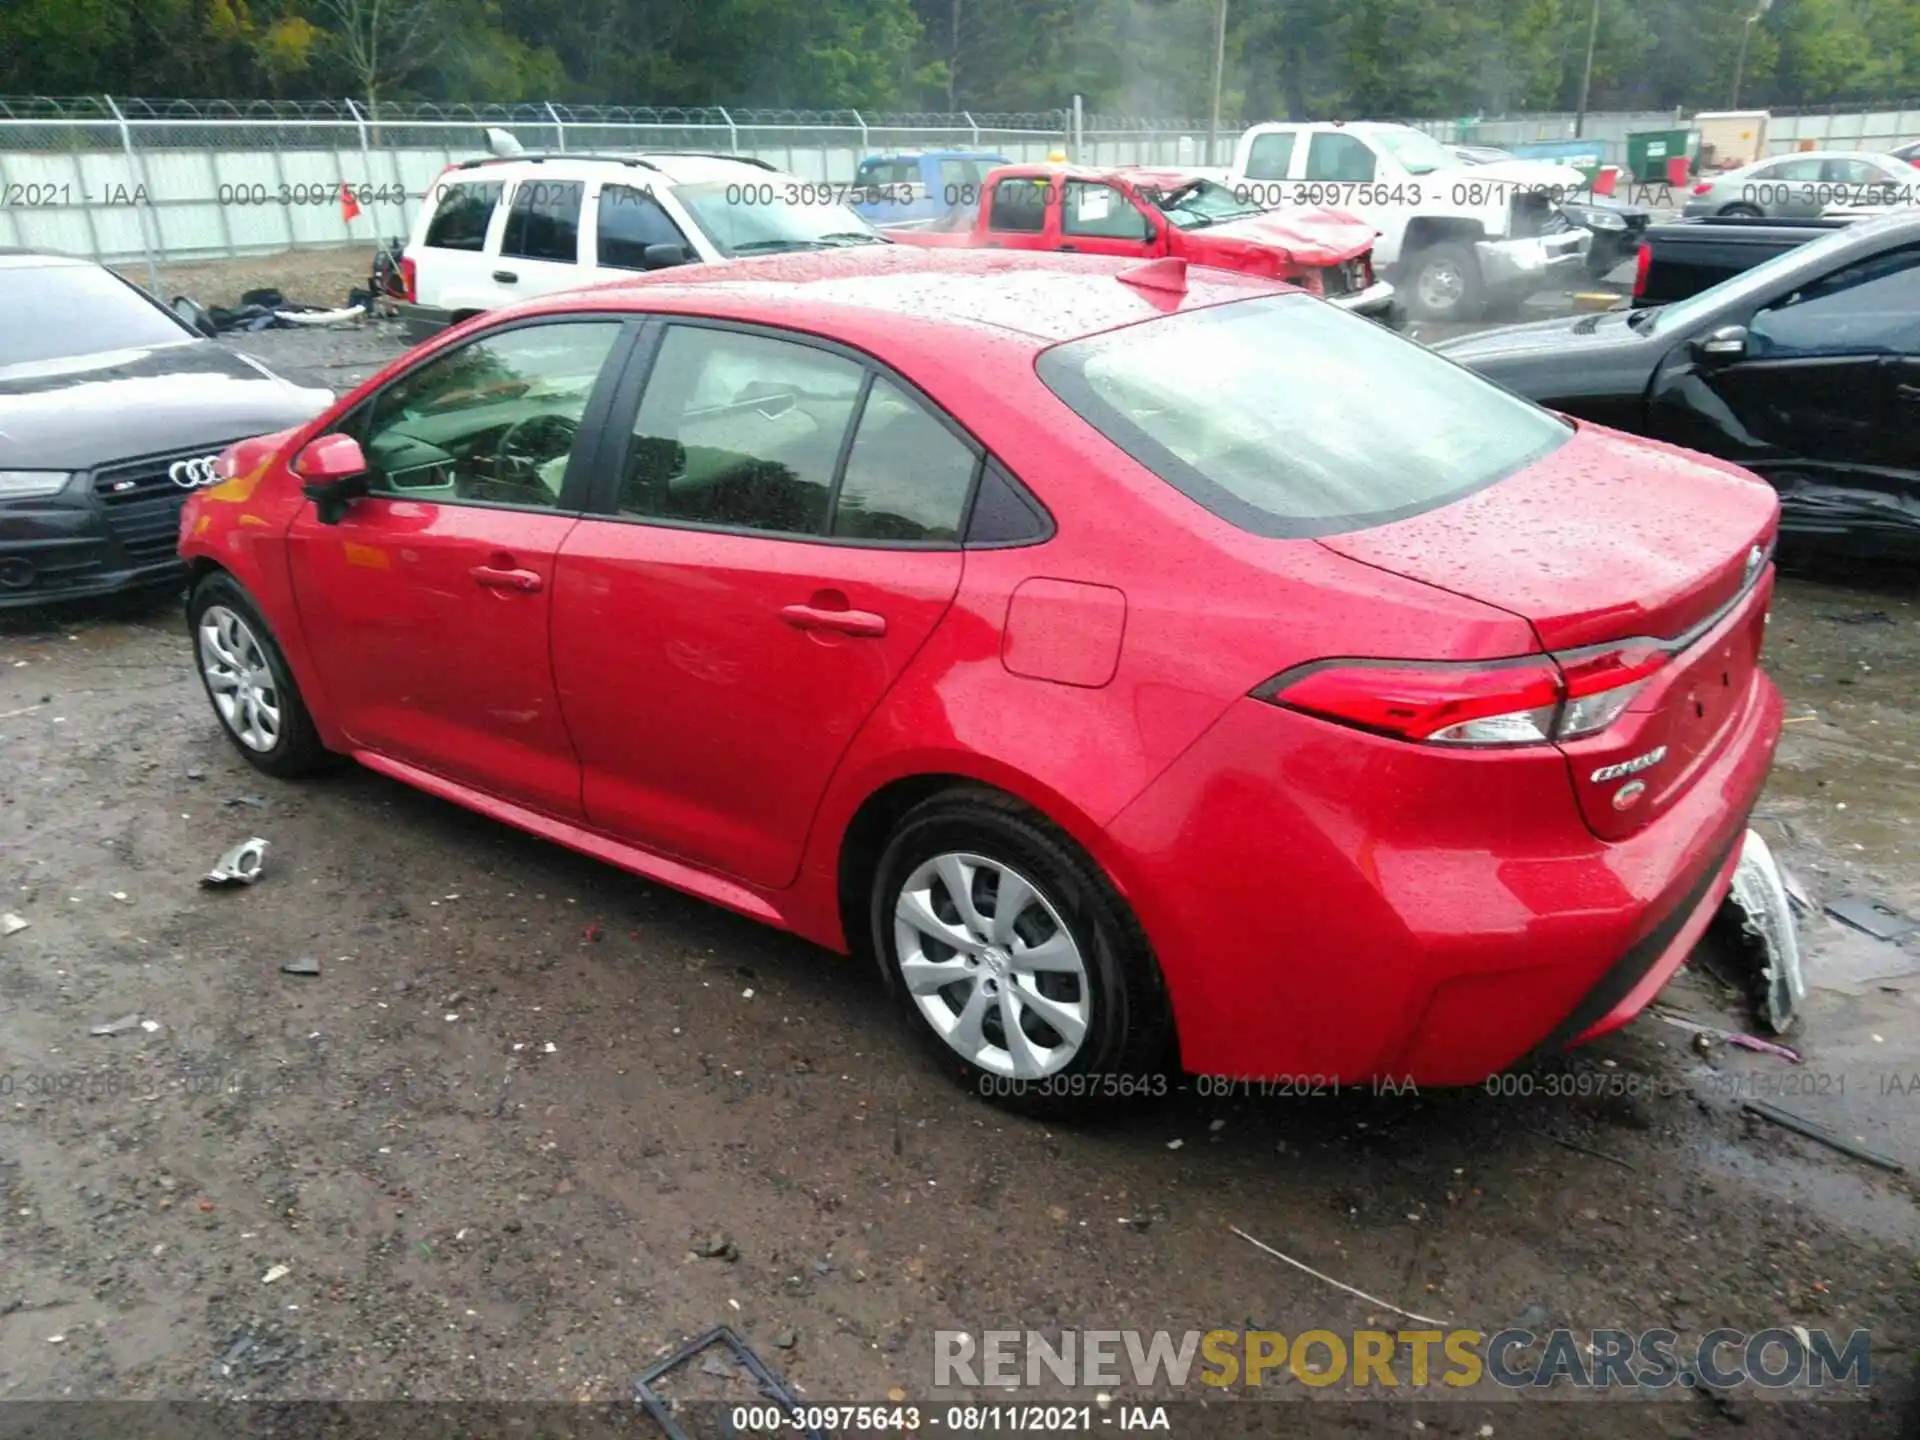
(0, 251), (333, 607)
(1683, 150), (1914, 218)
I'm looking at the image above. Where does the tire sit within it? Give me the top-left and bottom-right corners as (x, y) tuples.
(869, 786), (1176, 1116)
(1404, 241), (1485, 322)
(1717, 203), (1763, 218)
(187, 571), (329, 778)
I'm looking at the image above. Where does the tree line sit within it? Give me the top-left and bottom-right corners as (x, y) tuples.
(3, 0), (1916, 118)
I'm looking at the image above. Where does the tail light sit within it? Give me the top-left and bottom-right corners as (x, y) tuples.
(1632, 240), (1652, 298)
(398, 256), (417, 302)
(1256, 640), (1671, 748)
(1691, 182), (1713, 196)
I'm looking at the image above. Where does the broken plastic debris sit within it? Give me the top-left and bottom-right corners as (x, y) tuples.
(1724, 828), (1805, 1034)
(280, 957), (320, 977)
(1825, 894), (1918, 942)
(1, 913), (28, 936)
(201, 837), (269, 888)
(90, 1014), (142, 1037)
(139, 1020), (159, 1033)
(261, 1264), (290, 1284)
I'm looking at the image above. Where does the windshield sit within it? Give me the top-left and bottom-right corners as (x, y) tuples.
(1648, 220), (1869, 335)
(1373, 127), (1464, 176)
(0, 262), (194, 366)
(1138, 178), (1263, 230)
(1038, 293), (1570, 538)
(671, 182), (887, 257)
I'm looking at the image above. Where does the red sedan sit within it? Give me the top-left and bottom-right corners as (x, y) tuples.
(179, 248), (1783, 1108)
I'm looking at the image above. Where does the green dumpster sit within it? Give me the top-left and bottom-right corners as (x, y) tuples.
(1626, 129), (1697, 185)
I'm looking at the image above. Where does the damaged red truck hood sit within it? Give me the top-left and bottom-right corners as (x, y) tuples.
(1177, 209), (1378, 269)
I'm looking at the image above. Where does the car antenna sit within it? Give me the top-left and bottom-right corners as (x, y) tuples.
(1117, 256), (1188, 294)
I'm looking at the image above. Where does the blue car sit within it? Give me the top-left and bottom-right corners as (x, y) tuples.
(850, 150), (1010, 230)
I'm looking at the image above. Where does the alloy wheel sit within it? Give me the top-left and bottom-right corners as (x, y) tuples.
(892, 851), (1091, 1078)
(1416, 260), (1465, 313)
(197, 604), (282, 752)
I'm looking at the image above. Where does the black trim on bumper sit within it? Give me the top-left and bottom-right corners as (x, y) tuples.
(1519, 824), (1744, 1065)
(396, 302), (457, 344)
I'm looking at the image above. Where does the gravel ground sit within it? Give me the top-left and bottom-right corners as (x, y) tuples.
(0, 288), (1916, 1437)
(112, 247), (380, 312)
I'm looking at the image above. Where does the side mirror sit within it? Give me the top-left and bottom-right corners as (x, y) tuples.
(293, 433), (370, 523)
(1693, 324), (1749, 361)
(642, 243), (691, 270)
(172, 295), (218, 338)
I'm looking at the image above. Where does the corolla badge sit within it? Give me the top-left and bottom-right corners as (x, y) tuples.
(1591, 746), (1668, 784)
(169, 455), (223, 489)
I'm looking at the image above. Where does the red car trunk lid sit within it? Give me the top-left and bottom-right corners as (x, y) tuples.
(1317, 423), (1780, 838)
(1316, 425), (1778, 651)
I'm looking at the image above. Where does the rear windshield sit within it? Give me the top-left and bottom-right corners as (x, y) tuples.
(1036, 293), (1572, 538)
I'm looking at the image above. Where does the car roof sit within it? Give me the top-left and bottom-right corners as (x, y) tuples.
(443, 152), (784, 185)
(984, 162), (1207, 188)
(1738, 149), (1900, 167)
(861, 150), (1008, 161)
(1240, 120), (1413, 134)
(522, 245), (1289, 348)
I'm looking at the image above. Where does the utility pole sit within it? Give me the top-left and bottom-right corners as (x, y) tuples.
(1208, 0), (1229, 166)
(1731, 0), (1773, 107)
(948, 0), (959, 112)
(1574, 0), (1600, 138)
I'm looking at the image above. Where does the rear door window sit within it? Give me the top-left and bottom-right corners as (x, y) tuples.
(424, 180), (504, 251)
(1037, 293), (1570, 538)
(1305, 133), (1377, 182)
(987, 177), (1050, 234)
(1244, 132), (1296, 180)
(501, 179), (584, 263)
(857, 159), (922, 188)
(832, 378), (979, 542)
(616, 326), (866, 536)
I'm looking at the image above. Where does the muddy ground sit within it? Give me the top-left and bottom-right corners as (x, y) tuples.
(0, 281), (1917, 1439)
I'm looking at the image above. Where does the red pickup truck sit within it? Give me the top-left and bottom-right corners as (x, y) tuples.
(892, 163), (1400, 324)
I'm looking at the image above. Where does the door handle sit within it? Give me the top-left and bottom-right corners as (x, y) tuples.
(780, 603), (887, 637)
(1059, 243), (1079, 252)
(492, 269), (519, 284)
(471, 563), (543, 593)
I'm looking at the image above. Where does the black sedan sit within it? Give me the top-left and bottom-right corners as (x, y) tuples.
(1435, 209), (1920, 556)
(0, 251), (333, 607)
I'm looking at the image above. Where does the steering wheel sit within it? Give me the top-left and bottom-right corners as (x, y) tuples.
(496, 413), (581, 490)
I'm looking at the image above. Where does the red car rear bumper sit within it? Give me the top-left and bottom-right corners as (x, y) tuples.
(1101, 668), (1783, 1086)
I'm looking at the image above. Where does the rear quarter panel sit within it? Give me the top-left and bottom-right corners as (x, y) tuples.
(790, 331), (1539, 950)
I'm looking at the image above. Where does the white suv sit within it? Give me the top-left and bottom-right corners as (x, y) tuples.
(395, 152), (890, 340)
(1225, 122), (1591, 321)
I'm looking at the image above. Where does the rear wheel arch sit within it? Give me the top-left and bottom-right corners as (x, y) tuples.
(834, 770), (1131, 961)
(860, 779), (1181, 1109)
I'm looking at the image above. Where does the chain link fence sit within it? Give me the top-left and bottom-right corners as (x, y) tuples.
(5, 94), (1912, 280)
(0, 96), (1231, 279)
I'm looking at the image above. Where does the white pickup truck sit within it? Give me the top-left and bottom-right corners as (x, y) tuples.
(1224, 121), (1591, 321)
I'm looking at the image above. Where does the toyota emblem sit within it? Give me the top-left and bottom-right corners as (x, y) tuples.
(169, 455), (222, 490)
